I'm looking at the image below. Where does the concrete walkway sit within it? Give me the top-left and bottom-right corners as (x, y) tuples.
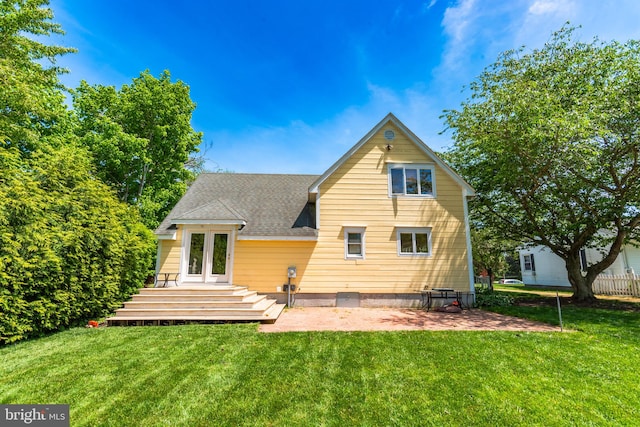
(259, 307), (560, 333)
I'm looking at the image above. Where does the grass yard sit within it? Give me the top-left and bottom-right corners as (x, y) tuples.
(1, 295), (639, 426)
(493, 283), (574, 296)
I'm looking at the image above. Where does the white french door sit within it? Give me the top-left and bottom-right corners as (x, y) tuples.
(183, 230), (231, 283)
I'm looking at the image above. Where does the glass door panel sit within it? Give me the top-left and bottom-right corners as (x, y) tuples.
(211, 234), (228, 275)
(188, 233), (205, 275)
(184, 230), (231, 283)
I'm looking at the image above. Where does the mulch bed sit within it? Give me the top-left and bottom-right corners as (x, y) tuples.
(516, 295), (640, 312)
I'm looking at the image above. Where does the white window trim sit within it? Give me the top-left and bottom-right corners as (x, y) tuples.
(180, 226), (235, 284)
(344, 227), (366, 260)
(396, 227), (432, 256)
(387, 163), (436, 198)
(523, 254), (535, 272)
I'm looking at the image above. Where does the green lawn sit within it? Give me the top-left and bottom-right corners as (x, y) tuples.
(1, 297), (639, 426)
(493, 283), (574, 296)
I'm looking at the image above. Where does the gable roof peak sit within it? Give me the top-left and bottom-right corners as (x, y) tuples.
(308, 113), (474, 196)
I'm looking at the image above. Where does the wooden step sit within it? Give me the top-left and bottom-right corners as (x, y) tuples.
(106, 285), (283, 325)
(121, 295), (268, 310)
(138, 286), (250, 296)
(111, 301), (274, 318)
(261, 303), (286, 324)
(131, 291), (258, 303)
(107, 305), (285, 326)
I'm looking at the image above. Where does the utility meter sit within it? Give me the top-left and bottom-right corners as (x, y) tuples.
(287, 266), (297, 278)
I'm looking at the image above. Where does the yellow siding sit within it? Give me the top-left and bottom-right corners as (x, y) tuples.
(157, 228), (183, 273)
(233, 240), (316, 293)
(155, 123), (471, 295)
(299, 123), (470, 293)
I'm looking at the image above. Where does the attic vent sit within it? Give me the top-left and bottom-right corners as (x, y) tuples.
(384, 130), (395, 140)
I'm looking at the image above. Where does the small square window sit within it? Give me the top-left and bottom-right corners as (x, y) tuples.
(347, 233), (362, 255)
(344, 227), (365, 259)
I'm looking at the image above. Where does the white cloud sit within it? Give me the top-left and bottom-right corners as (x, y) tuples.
(437, 1), (523, 84)
(50, 0), (640, 178)
(442, 0), (476, 44)
(204, 84), (448, 174)
(528, 0), (573, 15)
(435, 0), (640, 94)
(424, 0), (438, 12)
(516, 0), (640, 52)
(517, 0), (578, 47)
(435, 0), (517, 96)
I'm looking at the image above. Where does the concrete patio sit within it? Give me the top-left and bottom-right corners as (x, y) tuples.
(259, 307), (561, 333)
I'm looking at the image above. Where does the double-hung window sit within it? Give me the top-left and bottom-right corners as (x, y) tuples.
(523, 254), (536, 272)
(344, 227), (366, 259)
(389, 164), (435, 197)
(397, 228), (431, 256)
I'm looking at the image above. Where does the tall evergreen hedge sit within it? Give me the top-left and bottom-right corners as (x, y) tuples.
(0, 145), (155, 344)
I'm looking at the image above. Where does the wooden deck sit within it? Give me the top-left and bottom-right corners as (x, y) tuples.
(107, 286), (285, 326)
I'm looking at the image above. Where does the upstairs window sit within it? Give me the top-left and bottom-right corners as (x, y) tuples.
(389, 165), (435, 197)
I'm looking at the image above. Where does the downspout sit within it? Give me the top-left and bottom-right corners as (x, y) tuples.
(622, 246), (631, 273)
(315, 190), (321, 232)
(228, 227), (237, 285)
(179, 227), (186, 285)
(463, 191), (475, 303)
(154, 241), (162, 285)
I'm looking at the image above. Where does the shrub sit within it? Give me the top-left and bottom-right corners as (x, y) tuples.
(0, 146), (155, 344)
(474, 287), (514, 307)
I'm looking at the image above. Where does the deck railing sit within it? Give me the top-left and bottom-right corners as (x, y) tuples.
(593, 273), (640, 297)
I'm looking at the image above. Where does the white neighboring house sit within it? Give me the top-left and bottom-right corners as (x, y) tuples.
(519, 244), (640, 287)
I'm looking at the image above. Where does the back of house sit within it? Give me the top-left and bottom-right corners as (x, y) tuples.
(155, 113), (476, 306)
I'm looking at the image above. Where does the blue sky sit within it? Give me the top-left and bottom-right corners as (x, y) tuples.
(49, 0), (640, 174)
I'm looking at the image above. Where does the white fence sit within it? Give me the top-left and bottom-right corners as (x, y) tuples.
(593, 273), (640, 297)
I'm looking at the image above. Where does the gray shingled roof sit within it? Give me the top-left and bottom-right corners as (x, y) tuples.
(156, 173), (320, 238)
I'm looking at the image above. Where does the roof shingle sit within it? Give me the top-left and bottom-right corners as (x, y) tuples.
(156, 173), (319, 238)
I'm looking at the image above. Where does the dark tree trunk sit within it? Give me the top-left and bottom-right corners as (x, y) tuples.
(568, 274), (597, 301)
(487, 267), (494, 291)
(565, 252), (597, 302)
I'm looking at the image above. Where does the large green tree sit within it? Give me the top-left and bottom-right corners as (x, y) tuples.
(73, 70), (203, 229)
(470, 228), (519, 284)
(443, 26), (640, 301)
(0, 0), (156, 343)
(0, 0), (75, 152)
